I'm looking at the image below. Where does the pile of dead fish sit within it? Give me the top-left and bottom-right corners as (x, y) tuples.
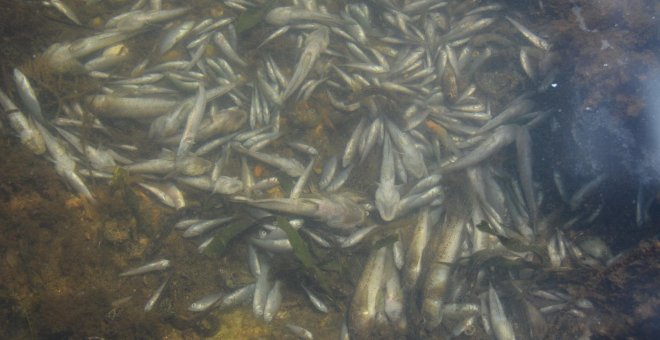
(1, 0), (620, 338)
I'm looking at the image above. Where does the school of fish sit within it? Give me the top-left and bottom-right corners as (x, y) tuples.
(2, 0), (627, 339)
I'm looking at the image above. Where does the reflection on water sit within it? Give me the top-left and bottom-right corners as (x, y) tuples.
(0, 0), (657, 339)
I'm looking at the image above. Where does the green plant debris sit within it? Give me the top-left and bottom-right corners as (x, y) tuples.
(203, 217), (255, 258)
(277, 216), (334, 294)
(111, 167), (151, 235)
(236, 0), (275, 33)
(278, 175), (294, 194)
(476, 221), (549, 263)
(277, 216), (315, 268)
(372, 233), (399, 250)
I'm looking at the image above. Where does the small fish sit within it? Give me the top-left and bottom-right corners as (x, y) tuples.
(385, 118), (427, 179)
(158, 20), (195, 55)
(144, 277), (169, 312)
(516, 126), (537, 226)
(86, 94), (178, 118)
(506, 16), (551, 51)
(286, 323), (314, 339)
(343, 117), (368, 167)
(569, 173), (607, 210)
(476, 98), (535, 134)
(138, 182), (186, 209)
(384, 256), (406, 332)
(266, 6), (348, 27)
(250, 237), (293, 253)
(253, 260), (271, 318)
(0, 89), (46, 154)
(280, 26), (330, 103)
(119, 259), (171, 277)
(13, 68), (44, 121)
(212, 176), (244, 195)
(403, 208), (430, 290)
(340, 224), (380, 248)
(234, 192), (366, 230)
(106, 7), (190, 32)
(440, 125), (519, 173)
(421, 212), (465, 329)
(302, 285), (329, 313)
(183, 216), (233, 238)
(263, 280), (283, 322)
(253, 177), (280, 191)
(375, 136), (400, 221)
(288, 142), (318, 156)
(394, 186), (443, 219)
(232, 143), (305, 177)
(489, 284), (517, 340)
(49, 0), (82, 25)
(34, 121), (96, 203)
(349, 246), (387, 338)
(56, 127), (116, 171)
(325, 164), (353, 192)
(318, 156), (338, 190)
(188, 291), (224, 312)
(290, 159), (315, 199)
(218, 284), (256, 310)
(213, 31), (247, 67)
(178, 84), (207, 158)
(358, 117), (383, 163)
(174, 218), (202, 230)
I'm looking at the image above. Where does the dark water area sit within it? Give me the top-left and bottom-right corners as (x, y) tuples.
(0, 0), (658, 339)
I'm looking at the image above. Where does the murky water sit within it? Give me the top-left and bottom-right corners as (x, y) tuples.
(0, 0), (658, 339)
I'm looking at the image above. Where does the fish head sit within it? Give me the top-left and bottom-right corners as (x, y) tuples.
(375, 184), (400, 221)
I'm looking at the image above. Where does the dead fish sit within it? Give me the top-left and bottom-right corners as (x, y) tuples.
(119, 259), (171, 277)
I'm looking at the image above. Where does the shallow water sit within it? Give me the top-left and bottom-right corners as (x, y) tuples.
(0, 0), (658, 339)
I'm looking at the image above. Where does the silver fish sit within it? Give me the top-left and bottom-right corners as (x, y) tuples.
(218, 284), (256, 310)
(375, 136), (400, 221)
(13, 68), (44, 121)
(441, 125), (519, 173)
(506, 16), (551, 51)
(286, 324), (314, 340)
(263, 280), (283, 322)
(158, 20), (194, 55)
(318, 155), (338, 190)
(34, 121), (95, 203)
(516, 126), (537, 226)
(138, 182), (186, 210)
(178, 84), (207, 158)
(302, 285), (329, 313)
(86, 94), (178, 118)
(188, 291), (224, 312)
(343, 117), (368, 167)
(144, 277), (169, 312)
(421, 212), (465, 329)
(280, 26), (330, 103)
(403, 207), (430, 290)
(489, 284), (516, 340)
(232, 143), (305, 177)
(266, 6), (347, 27)
(253, 259), (270, 318)
(348, 246), (387, 339)
(119, 259), (171, 277)
(290, 158), (315, 199)
(0, 89), (45, 154)
(213, 31), (247, 67)
(49, 0), (82, 25)
(385, 118), (427, 179)
(183, 216), (233, 238)
(233, 192), (365, 230)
